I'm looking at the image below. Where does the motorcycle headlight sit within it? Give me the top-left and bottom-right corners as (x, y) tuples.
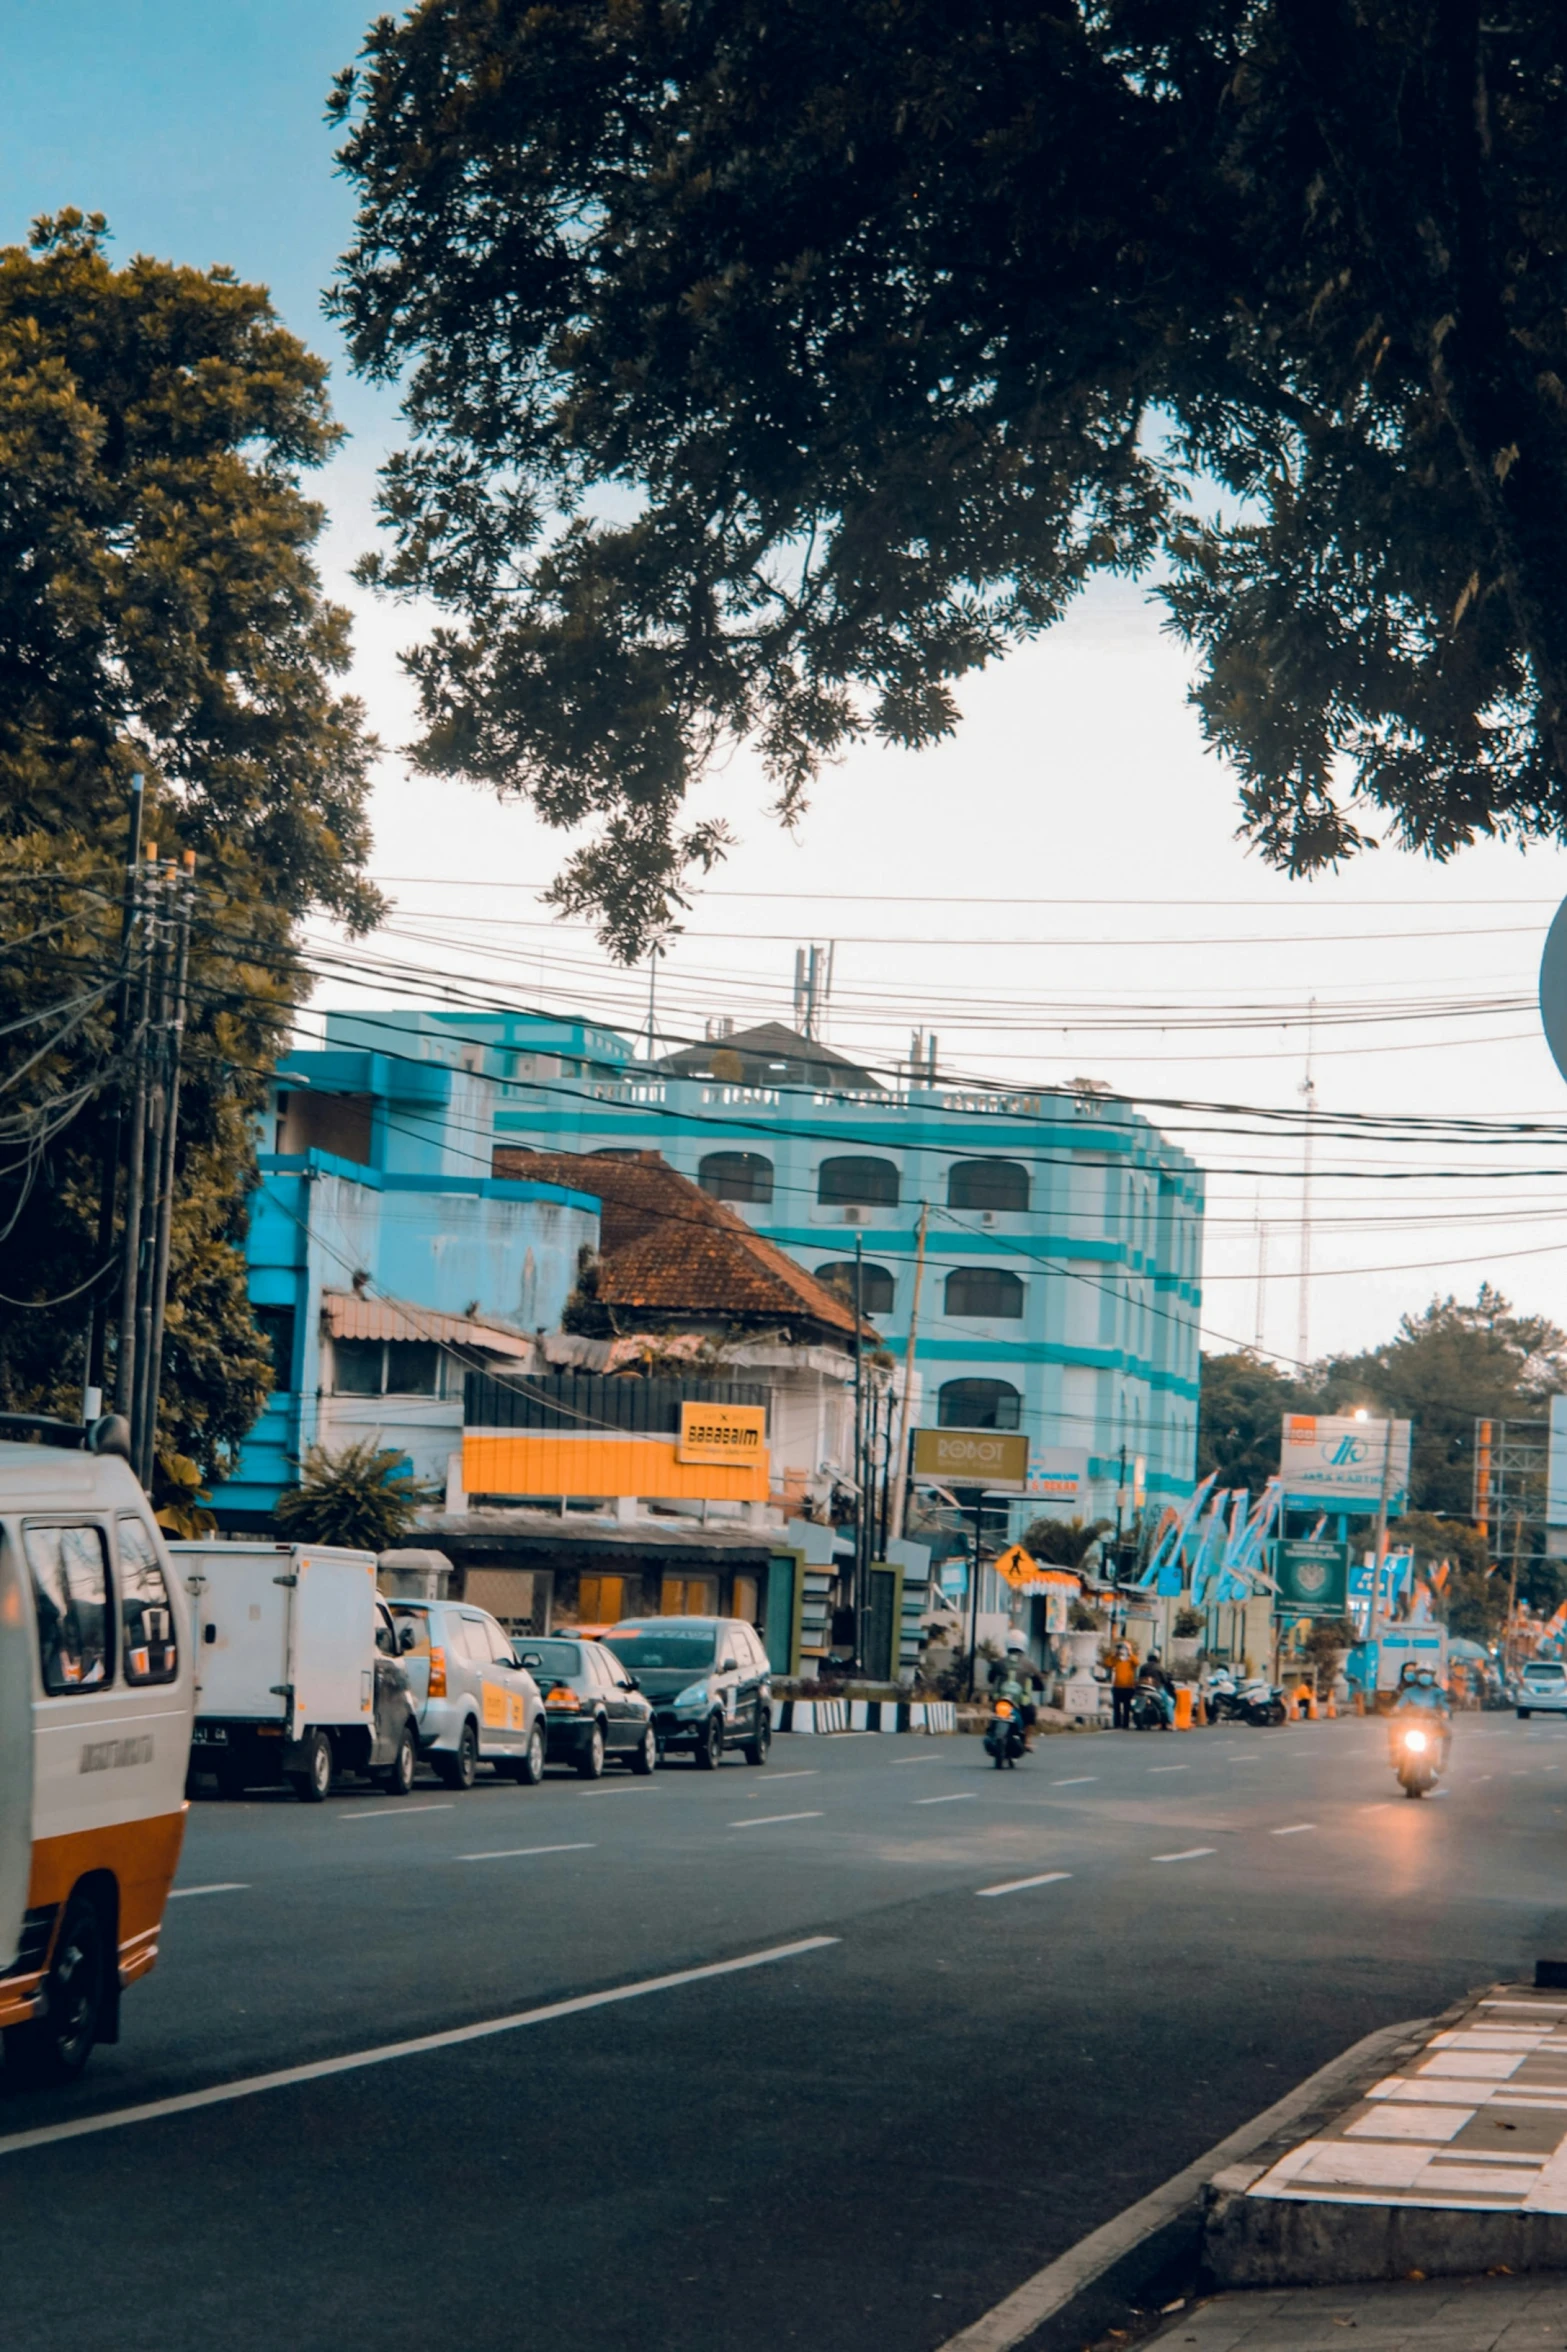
(672, 1680), (710, 1712)
(1403, 1728), (1428, 1753)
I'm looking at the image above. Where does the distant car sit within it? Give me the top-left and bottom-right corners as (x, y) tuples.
(511, 1636), (657, 1779)
(385, 1599), (547, 1787)
(599, 1617), (771, 1768)
(1516, 1659), (1567, 1719)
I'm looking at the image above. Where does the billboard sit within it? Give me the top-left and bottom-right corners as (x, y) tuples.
(912, 1427), (1029, 1492)
(1023, 1447), (1089, 1514)
(677, 1402), (767, 1466)
(1279, 1415), (1410, 1512)
(1273, 1540), (1350, 1618)
(1548, 1396), (1567, 1538)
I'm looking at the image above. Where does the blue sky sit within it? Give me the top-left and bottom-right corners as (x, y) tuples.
(0, 0), (393, 444)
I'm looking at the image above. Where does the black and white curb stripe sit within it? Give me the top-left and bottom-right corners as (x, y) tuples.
(774, 1699), (958, 1735)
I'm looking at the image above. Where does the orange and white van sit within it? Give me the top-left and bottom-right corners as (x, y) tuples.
(0, 1424), (193, 2084)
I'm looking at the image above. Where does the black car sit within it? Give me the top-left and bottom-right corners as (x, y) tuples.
(511, 1635), (657, 1780)
(599, 1617), (772, 1768)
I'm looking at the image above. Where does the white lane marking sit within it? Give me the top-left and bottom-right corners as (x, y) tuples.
(1151, 1848), (1216, 1864)
(914, 1793), (977, 1806)
(458, 1844), (596, 1863)
(579, 1785), (662, 1797)
(168, 1883), (248, 1900)
(893, 1753), (941, 1764)
(727, 1811), (824, 1829)
(338, 1804), (453, 1821)
(0, 1936), (841, 2161)
(1270, 1823), (1316, 1837)
(1147, 1766), (1189, 1775)
(977, 1872), (1072, 1899)
(762, 1770), (818, 1782)
(1051, 1777), (1097, 1787)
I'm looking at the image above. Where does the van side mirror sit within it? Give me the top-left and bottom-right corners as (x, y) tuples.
(722, 1656), (737, 1674)
(399, 1623), (418, 1653)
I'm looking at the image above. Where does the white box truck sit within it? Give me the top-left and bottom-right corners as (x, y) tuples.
(1374, 1624), (1449, 1692)
(172, 1541), (417, 1802)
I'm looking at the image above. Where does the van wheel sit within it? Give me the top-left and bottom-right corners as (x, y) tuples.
(382, 1720), (417, 1797)
(744, 1713), (771, 1767)
(289, 1729), (333, 1804)
(1519, 1708), (1532, 1719)
(576, 1722), (606, 1781)
(4, 1892), (106, 2087)
(514, 1723), (546, 1786)
(694, 1713), (724, 1770)
(438, 1720), (478, 1790)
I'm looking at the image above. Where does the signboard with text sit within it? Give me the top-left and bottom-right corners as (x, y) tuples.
(1023, 1446), (1089, 1514)
(1279, 1415), (1410, 1513)
(913, 1427), (1029, 1492)
(677, 1402), (767, 1467)
(1272, 1539), (1350, 1618)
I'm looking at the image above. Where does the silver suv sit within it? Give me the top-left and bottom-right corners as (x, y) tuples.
(386, 1599), (547, 1787)
(1517, 1658), (1567, 1719)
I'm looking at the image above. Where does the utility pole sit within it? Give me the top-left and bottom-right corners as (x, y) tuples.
(113, 843), (157, 1427)
(887, 1200), (928, 1543)
(85, 771), (145, 1419)
(1505, 1512), (1525, 1681)
(1297, 1000), (1316, 1369)
(1254, 1202), (1268, 1356)
(852, 1234), (865, 1670)
(139, 853), (195, 1488)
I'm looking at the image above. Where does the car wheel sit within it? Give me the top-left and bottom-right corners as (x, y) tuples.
(4, 1892), (107, 2087)
(289, 1728), (333, 1804)
(384, 1720), (417, 1797)
(438, 1720), (479, 1790)
(577, 1722), (606, 1781)
(630, 1726), (657, 1777)
(515, 1722), (547, 1785)
(744, 1712), (771, 1767)
(694, 1712), (724, 1770)
(1518, 1708), (1532, 1719)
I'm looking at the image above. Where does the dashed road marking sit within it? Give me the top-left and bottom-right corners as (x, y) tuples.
(1269, 1823), (1315, 1837)
(977, 1871), (1073, 1899)
(458, 1843), (596, 1862)
(728, 1811), (824, 1829)
(1151, 1848), (1215, 1864)
(338, 1804), (453, 1821)
(914, 1793), (976, 1806)
(169, 1883), (248, 1899)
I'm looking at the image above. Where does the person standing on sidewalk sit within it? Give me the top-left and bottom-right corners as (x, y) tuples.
(1110, 1639), (1138, 1730)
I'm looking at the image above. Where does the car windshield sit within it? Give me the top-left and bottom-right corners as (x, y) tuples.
(514, 1639), (582, 1681)
(603, 1629), (716, 1672)
(387, 1604), (431, 1651)
(1525, 1664), (1564, 1680)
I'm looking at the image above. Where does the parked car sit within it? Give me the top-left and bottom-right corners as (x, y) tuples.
(511, 1636), (657, 1779)
(385, 1598), (547, 1787)
(599, 1617), (771, 1768)
(1516, 1657), (1567, 1719)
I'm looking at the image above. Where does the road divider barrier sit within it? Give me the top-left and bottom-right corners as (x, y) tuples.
(775, 1698), (958, 1735)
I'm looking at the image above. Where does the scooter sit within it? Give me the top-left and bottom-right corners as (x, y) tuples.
(985, 1698), (1027, 1769)
(1392, 1716), (1444, 1798)
(1130, 1683), (1173, 1730)
(1206, 1672), (1286, 1727)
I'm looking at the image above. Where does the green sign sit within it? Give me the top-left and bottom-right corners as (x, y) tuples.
(1273, 1540), (1350, 1618)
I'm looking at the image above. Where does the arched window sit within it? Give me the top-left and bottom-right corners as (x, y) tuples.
(945, 1267), (1024, 1318)
(698, 1150), (774, 1203)
(947, 1158), (1029, 1213)
(815, 1261), (895, 1315)
(938, 1378), (1022, 1431)
(817, 1155), (900, 1207)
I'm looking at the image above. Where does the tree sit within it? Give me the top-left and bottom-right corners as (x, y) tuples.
(1020, 1515), (1110, 1571)
(274, 1441), (440, 1551)
(330, 2), (1567, 953)
(1197, 1351), (1306, 1497)
(0, 215), (379, 1505)
(1314, 1287), (1567, 1517)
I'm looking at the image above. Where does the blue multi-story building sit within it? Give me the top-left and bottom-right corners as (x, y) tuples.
(308, 1006), (1204, 1523)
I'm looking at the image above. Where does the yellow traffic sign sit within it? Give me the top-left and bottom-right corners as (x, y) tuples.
(994, 1544), (1039, 1591)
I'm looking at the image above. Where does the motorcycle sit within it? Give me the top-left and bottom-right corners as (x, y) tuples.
(985, 1697), (1027, 1769)
(1392, 1715), (1445, 1798)
(1206, 1673), (1286, 1728)
(1130, 1682), (1173, 1731)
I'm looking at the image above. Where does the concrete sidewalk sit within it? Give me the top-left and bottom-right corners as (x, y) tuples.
(1149, 2273), (1567, 2348)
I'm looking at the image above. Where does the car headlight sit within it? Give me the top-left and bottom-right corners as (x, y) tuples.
(673, 1681), (710, 1712)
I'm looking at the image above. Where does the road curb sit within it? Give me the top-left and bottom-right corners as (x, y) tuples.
(932, 2015), (1430, 2352)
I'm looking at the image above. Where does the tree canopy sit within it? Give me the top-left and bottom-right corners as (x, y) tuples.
(0, 215), (378, 1503)
(331, 0), (1567, 952)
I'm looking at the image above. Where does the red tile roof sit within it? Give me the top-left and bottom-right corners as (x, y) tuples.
(493, 1149), (866, 1340)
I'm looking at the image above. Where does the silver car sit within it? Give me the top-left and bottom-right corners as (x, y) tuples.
(387, 1599), (546, 1787)
(1517, 1658), (1567, 1719)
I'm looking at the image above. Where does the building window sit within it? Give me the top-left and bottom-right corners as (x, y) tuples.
(818, 1155), (899, 1207)
(578, 1574), (627, 1625)
(253, 1304), (297, 1392)
(947, 1158), (1030, 1213)
(815, 1261), (895, 1315)
(331, 1338), (443, 1396)
(661, 1575), (717, 1616)
(938, 1378), (1022, 1431)
(699, 1150), (774, 1203)
(945, 1267), (1024, 1318)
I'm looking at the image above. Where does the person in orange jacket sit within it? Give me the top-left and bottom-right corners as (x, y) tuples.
(1110, 1640), (1138, 1731)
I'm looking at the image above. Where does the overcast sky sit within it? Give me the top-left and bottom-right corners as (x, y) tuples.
(8, 0), (1567, 1383)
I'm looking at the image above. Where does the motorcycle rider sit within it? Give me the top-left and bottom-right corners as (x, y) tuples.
(1389, 1663), (1452, 1774)
(993, 1633), (1038, 1749)
(1137, 1650), (1176, 1729)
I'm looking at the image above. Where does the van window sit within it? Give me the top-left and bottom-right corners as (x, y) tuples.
(117, 1519), (179, 1685)
(24, 1523), (111, 1694)
(456, 1615), (492, 1665)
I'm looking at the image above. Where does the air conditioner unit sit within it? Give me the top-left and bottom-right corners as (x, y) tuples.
(843, 1204), (862, 1225)
(980, 1210), (996, 1228)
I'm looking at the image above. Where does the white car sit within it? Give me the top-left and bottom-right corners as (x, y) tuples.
(1516, 1659), (1567, 1718)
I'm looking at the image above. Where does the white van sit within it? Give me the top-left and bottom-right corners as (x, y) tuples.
(0, 1423), (194, 2084)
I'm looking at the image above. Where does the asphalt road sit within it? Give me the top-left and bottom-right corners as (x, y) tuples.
(5, 1714), (1567, 2352)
